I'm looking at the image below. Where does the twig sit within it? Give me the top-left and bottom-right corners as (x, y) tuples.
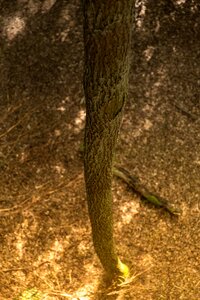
(0, 174), (83, 216)
(0, 113), (29, 139)
(0, 102), (22, 124)
(0, 104), (42, 139)
(2, 261), (50, 273)
(174, 103), (198, 121)
(47, 291), (73, 298)
(113, 166), (181, 215)
(0, 197), (31, 214)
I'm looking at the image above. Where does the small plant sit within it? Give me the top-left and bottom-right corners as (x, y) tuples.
(14, 288), (44, 300)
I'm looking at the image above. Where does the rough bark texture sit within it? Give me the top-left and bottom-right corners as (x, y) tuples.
(83, 0), (134, 276)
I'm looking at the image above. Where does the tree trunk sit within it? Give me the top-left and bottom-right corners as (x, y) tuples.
(83, 0), (134, 278)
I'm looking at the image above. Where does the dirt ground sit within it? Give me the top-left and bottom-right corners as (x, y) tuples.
(0, 1), (199, 299)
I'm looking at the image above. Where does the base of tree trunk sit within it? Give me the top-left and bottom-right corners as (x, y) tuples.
(104, 257), (130, 288)
(114, 257), (130, 281)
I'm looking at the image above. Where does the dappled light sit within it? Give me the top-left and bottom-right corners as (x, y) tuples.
(135, 0), (147, 30)
(15, 231), (26, 259)
(117, 199), (139, 225)
(143, 46), (155, 62)
(74, 109), (86, 133)
(1, 0), (62, 43)
(3, 15), (26, 41)
(176, 0), (186, 5)
(0, 0), (199, 299)
(42, 0), (57, 14)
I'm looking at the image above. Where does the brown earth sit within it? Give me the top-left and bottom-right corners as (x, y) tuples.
(0, 1), (199, 299)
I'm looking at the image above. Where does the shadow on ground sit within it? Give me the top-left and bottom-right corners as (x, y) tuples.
(0, 1), (199, 299)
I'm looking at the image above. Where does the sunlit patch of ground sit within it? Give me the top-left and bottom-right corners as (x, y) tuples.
(0, 0), (199, 299)
(3, 15), (26, 41)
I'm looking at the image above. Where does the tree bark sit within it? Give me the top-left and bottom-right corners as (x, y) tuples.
(83, 0), (134, 278)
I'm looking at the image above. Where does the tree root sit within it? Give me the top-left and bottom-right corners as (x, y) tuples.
(113, 166), (181, 215)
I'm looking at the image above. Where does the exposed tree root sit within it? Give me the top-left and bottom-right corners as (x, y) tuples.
(113, 166), (181, 215)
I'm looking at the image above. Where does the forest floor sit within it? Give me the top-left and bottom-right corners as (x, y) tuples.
(0, 1), (199, 299)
